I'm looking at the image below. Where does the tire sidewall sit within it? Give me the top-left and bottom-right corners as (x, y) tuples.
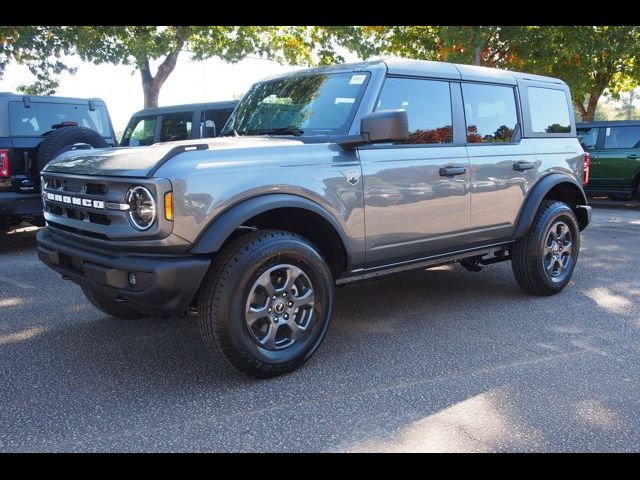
(532, 204), (580, 291)
(37, 126), (107, 171)
(220, 237), (333, 368)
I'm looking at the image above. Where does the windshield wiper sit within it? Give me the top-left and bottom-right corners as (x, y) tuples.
(246, 127), (304, 136)
(220, 129), (246, 137)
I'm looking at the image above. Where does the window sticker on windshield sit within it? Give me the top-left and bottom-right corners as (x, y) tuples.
(606, 127), (611, 136)
(349, 74), (366, 85)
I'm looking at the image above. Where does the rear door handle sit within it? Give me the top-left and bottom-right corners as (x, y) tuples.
(627, 154), (639, 159)
(513, 161), (536, 171)
(439, 166), (466, 176)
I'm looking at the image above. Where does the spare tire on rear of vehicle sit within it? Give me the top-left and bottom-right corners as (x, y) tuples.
(37, 126), (108, 171)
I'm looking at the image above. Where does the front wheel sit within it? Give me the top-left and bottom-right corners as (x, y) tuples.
(511, 200), (580, 296)
(197, 230), (334, 378)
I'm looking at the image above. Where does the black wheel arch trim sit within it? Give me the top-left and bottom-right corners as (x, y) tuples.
(513, 174), (588, 239)
(190, 193), (352, 266)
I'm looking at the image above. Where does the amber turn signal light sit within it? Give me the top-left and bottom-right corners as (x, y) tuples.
(164, 192), (173, 221)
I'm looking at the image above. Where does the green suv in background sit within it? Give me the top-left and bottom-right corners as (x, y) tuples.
(577, 121), (640, 200)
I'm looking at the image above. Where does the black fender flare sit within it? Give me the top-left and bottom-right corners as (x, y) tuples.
(513, 174), (588, 239)
(190, 193), (351, 257)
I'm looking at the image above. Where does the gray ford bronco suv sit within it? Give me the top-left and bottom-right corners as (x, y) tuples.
(37, 58), (591, 378)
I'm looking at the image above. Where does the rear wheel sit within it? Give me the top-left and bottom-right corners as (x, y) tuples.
(197, 229), (334, 378)
(82, 287), (148, 320)
(511, 201), (580, 296)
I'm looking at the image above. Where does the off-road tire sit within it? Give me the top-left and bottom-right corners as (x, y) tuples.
(197, 229), (334, 378)
(82, 287), (148, 320)
(511, 200), (580, 296)
(37, 126), (108, 171)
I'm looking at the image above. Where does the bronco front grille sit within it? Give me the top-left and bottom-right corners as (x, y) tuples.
(43, 176), (116, 227)
(41, 172), (172, 241)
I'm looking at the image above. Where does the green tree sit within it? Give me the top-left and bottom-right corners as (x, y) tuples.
(0, 26), (76, 94)
(349, 26), (518, 68)
(347, 26), (640, 123)
(260, 26), (373, 65)
(505, 26), (640, 122)
(1, 26), (357, 108)
(70, 26), (280, 108)
(614, 89), (639, 120)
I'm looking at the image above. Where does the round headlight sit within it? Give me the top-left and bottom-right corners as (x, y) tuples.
(126, 186), (156, 230)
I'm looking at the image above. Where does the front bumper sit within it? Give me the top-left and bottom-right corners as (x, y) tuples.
(37, 228), (211, 315)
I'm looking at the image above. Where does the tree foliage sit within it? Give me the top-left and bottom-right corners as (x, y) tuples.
(613, 89), (639, 120)
(0, 26), (76, 94)
(507, 26), (640, 122)
(355, 26), (640, 122)
(1, 26), (358, 107)
(4, 26), (640, 120)
(68, 26), (285, 107)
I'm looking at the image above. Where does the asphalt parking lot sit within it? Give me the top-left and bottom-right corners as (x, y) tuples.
(1, 204), (639, 452)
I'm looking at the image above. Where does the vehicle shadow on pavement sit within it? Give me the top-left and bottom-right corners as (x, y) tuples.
(0, 226), (40, 255)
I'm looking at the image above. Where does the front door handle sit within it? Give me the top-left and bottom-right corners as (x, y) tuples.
(513, 161), (536, 171)
(627, 154), (639, 159)
(439, 166), (466, 176)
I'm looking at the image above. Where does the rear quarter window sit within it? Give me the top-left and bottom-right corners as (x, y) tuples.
(527, 87), (572, 134)
(8, 101), (110, 137)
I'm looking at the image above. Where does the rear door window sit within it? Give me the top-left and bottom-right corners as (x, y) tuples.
(8, 101), (110, 137)
(461, 83), (518, 143)
(527, 87), (572, 133)
(159, 112), (192, 142)
(121, 116), (157, 146)
(577, 127), (599, 150)
(604, 126), (640, 149)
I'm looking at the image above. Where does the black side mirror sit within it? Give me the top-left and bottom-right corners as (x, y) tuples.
(338, 109), (409, 149)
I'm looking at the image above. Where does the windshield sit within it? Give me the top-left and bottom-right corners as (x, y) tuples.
(222, 72), (370, 137)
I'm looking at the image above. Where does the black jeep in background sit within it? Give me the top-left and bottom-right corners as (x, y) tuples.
(120, 101), (238, 147)
(0, 92), (117, 229)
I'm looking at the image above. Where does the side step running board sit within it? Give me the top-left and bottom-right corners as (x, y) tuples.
(336, 243), (513, 285)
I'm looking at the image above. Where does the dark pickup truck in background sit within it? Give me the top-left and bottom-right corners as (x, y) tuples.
(0, 92), (117, 229)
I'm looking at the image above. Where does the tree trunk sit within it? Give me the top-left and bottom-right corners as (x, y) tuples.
(143, 85), (160, 109)
(575, 90), (603, 122)
(473, 26), (481, 66)
(138, 40), (184, 108)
